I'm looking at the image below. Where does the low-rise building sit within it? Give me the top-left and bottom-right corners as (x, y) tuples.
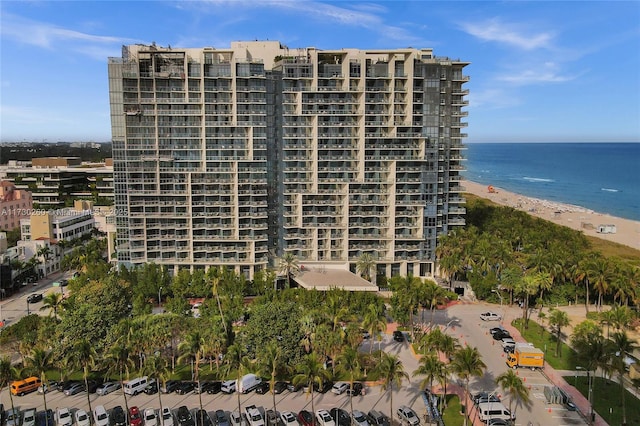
(0, 181), (33, 231)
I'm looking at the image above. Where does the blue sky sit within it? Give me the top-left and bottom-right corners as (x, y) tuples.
(1, 1), (639, 143)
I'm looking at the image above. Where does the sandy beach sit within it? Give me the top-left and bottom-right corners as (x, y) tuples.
(464, 180), (640, 251)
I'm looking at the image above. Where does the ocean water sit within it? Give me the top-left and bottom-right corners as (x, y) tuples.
(464, 142), (640, 221)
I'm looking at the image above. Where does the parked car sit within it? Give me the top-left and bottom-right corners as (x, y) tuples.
(56, 381), (79, 393)
(396, 407), (419, 426)
(93, 406), (109, 426)
(473, 392), (501, 405)
(297, 411), (314, 426)
(480, 312), (501, 321)
(392, 330), (405, 342)
(279, 412), (298, 426)
(176, 407), (195, 426)
(86, 380), (103, 393)
(214, 410), (229, 426)
(176, 381), (196, 395)
(162, 380), (181, 394)
(37, 410), (54, 426)
(286, 382), (302, 392)
(194, 410), (213, 426)
(161, 408), (175, 426)
(366, 411), (389, 426)
(329, 409), (349, 426)
(221, 380), (236, 394)
(500, 338), (516, 350)
(55, 408), (72, 426)
(6, 408), (20, 426)
(489, 326), (506, 336)
(492, 330), (511, 341)
(265, 411), (279, 426)
(315, 410), (335, 426)
(27, 293), (43, 303)
(64, 382), (86, 396)
(486, 420), (509, 426)
(195, 381), (216, 394)
(23, 408), (37, 426)
(144, 380), (159, 395)
(205, 382), (222, 394)
(37, 382), (57, 394)
(313, 380), (333, 394)
(254, 381), (271, 394)
(229, 413), (247, 426)
(273, 381), (287, 394)
(96, 382), (121, 396)
(75, 410), (91, 426)
(129, 407), (143, 426)
(144, 409), (158, 426)
(346, 382), (364, 396)
(111, 407), (126, 426)
(331, 381), (349, 395)
(351, 411), (369, 426)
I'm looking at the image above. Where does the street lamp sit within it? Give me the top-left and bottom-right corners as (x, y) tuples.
(27, 300), (30, 315)
(158, 287), (163, 307)
(576, 366), (594, 425)
(492, 289), (504, 323)
(444, 318), (459, 332)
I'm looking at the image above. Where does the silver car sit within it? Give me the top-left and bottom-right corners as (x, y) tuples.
(351, 411), (369, 426)
(96, 381), (121, 396)
(396, 407), (419, 426)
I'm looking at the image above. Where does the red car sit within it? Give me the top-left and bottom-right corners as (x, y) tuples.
(129, 407), (143, 426)
(297, 411), (314, 426)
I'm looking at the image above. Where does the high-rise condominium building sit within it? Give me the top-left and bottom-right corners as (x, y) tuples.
(108, 41), (468, 280)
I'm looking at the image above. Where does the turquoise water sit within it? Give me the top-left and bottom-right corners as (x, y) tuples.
(464, 143), (640, 221)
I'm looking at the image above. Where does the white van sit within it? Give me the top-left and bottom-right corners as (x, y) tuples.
(236, 374), (262, 394)
(477, 402), (514, 423)
(124, 376), (149, 396)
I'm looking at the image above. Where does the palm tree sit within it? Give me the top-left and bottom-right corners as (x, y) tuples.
(413, 353), (445, 394)
(356, 253), (376, 284)
(610, 331), (637, 426)
(69, 339), (97, 415)
(278, 253), (299, 289)
(223, 343), (251, 417)
(207, 267), (228, 335)
(104, 341), (134, 416)
(0, 356), (19, 420)
(257, 342), (283, 415)
(36, 245), (53, 276)
(495, 370), (531, 416)
(178, 331), (206, 414)
(548, 309), (570, 357)
(24, 348), (54, 414)
(141, 355), (169, 415)
(361, 304), (387, 354)
(40, 292), (64, 318)
(376, 352), (409, 425)
(436, 362), (453, 410)
(292, 353), (330, 418)
(586, 257), (613, 311)
(336, 346), (361, 415)
(451, 346), (486, 426)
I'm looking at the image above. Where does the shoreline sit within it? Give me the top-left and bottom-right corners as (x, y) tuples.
(463, 180), (640, 251)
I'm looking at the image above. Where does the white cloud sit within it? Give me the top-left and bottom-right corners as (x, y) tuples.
(459, 18), (554, 50)
(1, 13), (139, 54)
(468, 88), (521, 110)
(497, 62), (578, 85)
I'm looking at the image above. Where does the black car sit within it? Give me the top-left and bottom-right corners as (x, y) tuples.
(176, 381), (196, 395)
(273, 381), (287, 394)
(492, 330), (511, 341)
(194, 410), (213, 426)
(86, 380), (103, 393)
(144, 380), (159, 395)
(214, 410), (229, 426)
(393, 330), (405, 342)
(111, 406), (127, 426)
(56, 380), (80, 392)
(314, 380), (333, 394)
(286, 382), (302, 392)
(330, 408), (350, 426)
(473, 392), (501, 405)
(255, 381), (271, 394)
(163, 380), (181, 393)
(36, 410), (55, 426)
(176, 406), (195, 426)
(205, 381), (222, 394)
(27, 293), (43, 303)
(346, 382), (364, 396)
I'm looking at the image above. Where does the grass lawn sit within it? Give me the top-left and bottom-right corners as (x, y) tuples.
(512, 318), (577, 370)
(441, 394), (470, 426)
(564, 375), (640, 425)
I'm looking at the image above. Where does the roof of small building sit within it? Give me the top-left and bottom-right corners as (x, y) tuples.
(293, 267), (378, 292)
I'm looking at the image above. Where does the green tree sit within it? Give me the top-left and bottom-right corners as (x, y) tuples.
(278, 253), (299, 289)
(548, 309), (570, 357)
(451, 346), (486, 426)
(0, 356), (19, 420)
(495, 369), (531, 415)
(356, 253), (376, 284)
(257, 342), (284, 415)
(610, 331), (637, 426)
(68, 339), (97, 415)
(586, 256), (612, 311)
(178, 331), (206, 413)
(40, 292), (64, 319)
(413, 354), (445, 394)
(141, 355), (170, 414)
(207, 267), (228, 335)
(23, 348), (54, 414)
(361, 303), (387, 354)
(104, 341), (134, 415)
(292, 353), (330, 418)
(336, 346), (362, 415)
(376, 353), (409, 425)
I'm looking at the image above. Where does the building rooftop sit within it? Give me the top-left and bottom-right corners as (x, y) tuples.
(294, 267), (378, 292)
